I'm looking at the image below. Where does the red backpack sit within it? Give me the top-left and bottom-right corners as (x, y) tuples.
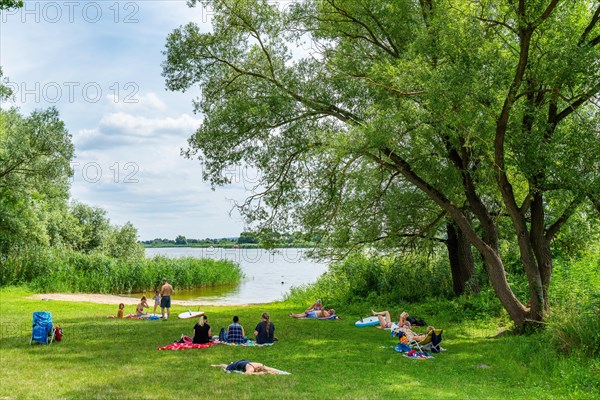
(53, 326), (63, 342)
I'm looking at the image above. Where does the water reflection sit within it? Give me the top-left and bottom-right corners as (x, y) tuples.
(142, 247), (328, 304)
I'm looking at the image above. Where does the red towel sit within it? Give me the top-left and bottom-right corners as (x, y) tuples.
(158, 341), (217, 351)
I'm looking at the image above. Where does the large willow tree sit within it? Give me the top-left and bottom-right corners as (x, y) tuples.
(163, 0), (600, 328)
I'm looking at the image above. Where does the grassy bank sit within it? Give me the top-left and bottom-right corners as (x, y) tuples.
(1, 287), (598, 399)
(0, 248), (243, 294)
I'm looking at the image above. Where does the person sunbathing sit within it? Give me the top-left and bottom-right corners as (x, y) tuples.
(305, 299), (323, 312)
(289, 308), (338, 319)
(395, 325), (440, 343)
(211, 360), (279, 375)
(371, 309), (409, 329)
(371, 309), (438, 342)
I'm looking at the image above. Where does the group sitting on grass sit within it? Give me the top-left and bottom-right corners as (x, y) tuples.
(187, 312), (276, 345)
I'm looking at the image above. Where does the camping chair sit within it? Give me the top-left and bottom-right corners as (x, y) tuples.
(411, 327), (444, 353)
(30, 311), (55, 345)
(393, 327), (444, 353)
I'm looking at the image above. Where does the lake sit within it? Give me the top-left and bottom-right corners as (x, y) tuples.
(144, 247), (328, 304)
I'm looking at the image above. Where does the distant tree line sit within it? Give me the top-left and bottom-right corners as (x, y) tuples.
(140, 231), (321, 247)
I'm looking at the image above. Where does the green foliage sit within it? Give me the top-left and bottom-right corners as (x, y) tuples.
(69, 201), (110, 252)
(0, 68), (13, 100)
(286, 252), (453, 307)
(0, 0), (22, 9)
(237, 231), (259, 244)
(546, 245), (600, 356)
(0, 107), (74, 252)
(0, 247), (243, 293)
(289, 245), (600, 355)
(0, 106), (143, 261)
(101, 222), (144, 259)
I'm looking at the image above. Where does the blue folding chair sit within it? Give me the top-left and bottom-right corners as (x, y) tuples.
(30, 312), (55, 345)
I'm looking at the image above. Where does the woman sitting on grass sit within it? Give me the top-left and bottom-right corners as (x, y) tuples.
(211, 360), (279, 375)
(193, 315), (212, 344)
(254, 312), (275, 344)
(125, 297), (149, 319)
(305, 299), (323, 312)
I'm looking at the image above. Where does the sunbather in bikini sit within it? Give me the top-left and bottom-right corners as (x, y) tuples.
(371, 309), (409, 329)
(371, 309), (432, 341)
(125, 296), (149, 319)
(289, 308), (338, 319)
(305, 299), (323, 312)
(211, 360), (279, 375)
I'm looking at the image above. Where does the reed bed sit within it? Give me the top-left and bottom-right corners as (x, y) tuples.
(0, 247), (243, 294)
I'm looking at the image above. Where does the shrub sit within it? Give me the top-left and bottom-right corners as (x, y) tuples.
(0, 246), (243, 293)
(285, 252), (453, 307)
(546, 246), (600, 356)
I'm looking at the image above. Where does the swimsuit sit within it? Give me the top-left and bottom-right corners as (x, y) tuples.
(226, 360), (251, 372)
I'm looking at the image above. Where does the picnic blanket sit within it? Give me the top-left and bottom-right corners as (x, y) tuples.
(213, 340), (274, 347)
(157, 342), (218, 351)
(402, 349), (434, 359)
(158, 337), (274, 350)
(125, 314), (160, 320)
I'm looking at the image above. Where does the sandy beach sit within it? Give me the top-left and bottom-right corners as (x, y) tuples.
(29, 293), (250, 307)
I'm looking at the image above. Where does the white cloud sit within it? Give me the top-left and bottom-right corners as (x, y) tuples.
(2, 1), (250, 240)
(72, 109), (201, 151)
(100, 112), (199, 136)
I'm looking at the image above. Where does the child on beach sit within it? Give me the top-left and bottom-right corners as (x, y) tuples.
(107, 303), (125, 319)
(152, 290), (161, 315)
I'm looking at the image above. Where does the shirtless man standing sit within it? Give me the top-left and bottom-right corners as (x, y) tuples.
(160, 278), (173, 320)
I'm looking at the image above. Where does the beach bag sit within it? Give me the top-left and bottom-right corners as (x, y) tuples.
(177, 335), (192, 344)
(407, 316), (427, 326)
(394, 343), (411, 353)
(53, 326), (63, 342)
(218, 327), (227, 342)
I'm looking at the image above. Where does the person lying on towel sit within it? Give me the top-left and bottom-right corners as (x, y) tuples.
(211, 360), (280, 375)
(289, 308), (339, 319)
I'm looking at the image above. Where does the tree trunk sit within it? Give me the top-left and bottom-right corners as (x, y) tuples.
(446, 220), (477, 295)
(530, 193), (552, 316)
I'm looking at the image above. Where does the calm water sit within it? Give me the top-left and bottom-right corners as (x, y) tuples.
(144, 247), (328, 304)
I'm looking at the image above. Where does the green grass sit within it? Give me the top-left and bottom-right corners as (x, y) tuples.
(1, 286), (598, 400)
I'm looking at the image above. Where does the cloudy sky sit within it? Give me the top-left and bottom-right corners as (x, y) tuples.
(0, 1), (269, 240)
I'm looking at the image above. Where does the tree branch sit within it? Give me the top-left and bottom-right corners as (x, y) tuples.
(536, 0), (560, 26)
(554, 83), (600, 125)
(325, 0), (399, 58)
(545, 195), (585, 241)
(579, 3), (600, 45)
